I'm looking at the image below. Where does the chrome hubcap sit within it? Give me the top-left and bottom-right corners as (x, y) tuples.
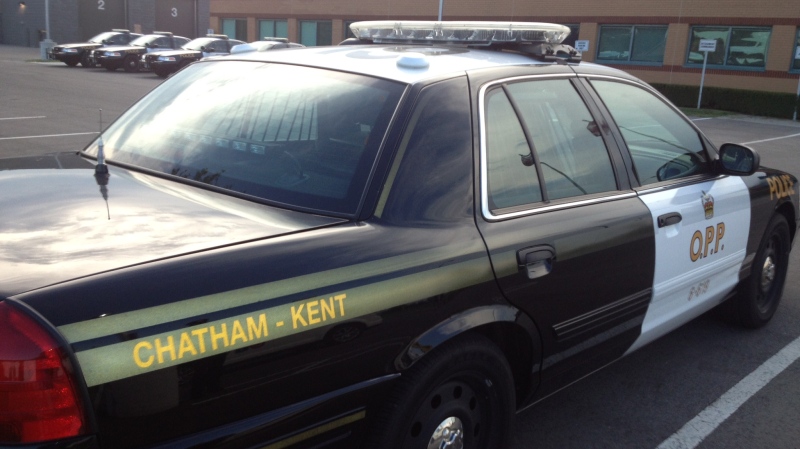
(428, 416), (464, 449)
(761, 256), (776, 293)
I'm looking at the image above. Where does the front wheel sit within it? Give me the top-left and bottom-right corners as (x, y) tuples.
(80, 52), (95, 68)
(368, 334), (515, 449)
(123, 55), (139, 72)
(734, 214), (790, 328)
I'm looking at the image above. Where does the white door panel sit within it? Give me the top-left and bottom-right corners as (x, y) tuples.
(628, 176), (750, 353)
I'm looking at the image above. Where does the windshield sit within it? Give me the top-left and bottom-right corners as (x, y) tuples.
(129, 35), (161, 46)
(183, 38), (216, 51)
(84, 60), (405, 216)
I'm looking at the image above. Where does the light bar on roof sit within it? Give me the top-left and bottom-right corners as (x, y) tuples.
(349, 21), (571, 46)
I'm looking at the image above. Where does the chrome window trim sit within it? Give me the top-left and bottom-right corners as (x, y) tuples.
(478, 73), (633, 222)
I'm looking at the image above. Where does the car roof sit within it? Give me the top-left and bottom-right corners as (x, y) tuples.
(220, 44), (632, 85)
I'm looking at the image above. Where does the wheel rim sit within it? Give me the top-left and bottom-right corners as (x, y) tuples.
(755, 234), (785, 313)
(760, 255), (776, 294)
(428, 417), (464, 449)
(406, 379), (487, 449)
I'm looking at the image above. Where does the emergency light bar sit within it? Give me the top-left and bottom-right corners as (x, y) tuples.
(349, 21), (571, 46)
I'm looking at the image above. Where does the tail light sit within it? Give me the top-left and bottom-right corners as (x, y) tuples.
(0, 300), (87, 443)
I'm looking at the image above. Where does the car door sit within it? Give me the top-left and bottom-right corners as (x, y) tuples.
(586, 79), (751, 353)
(473, 73), (656, 395)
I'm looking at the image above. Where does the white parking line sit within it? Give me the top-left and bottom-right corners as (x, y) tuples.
(742, 132), (800, 145)
(657, 335), (800, 449)
(0, 131), (98, 141)
(0, 116), (47, 121)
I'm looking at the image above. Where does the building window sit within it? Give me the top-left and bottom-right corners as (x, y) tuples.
(791, 28), (800, 72)
(562, 24), (580, 48)
(344, 21), (357, 41)
(299, 21), (332, 47)
(222, 18), (247, 42)
(259, 20), (288, 40)
(687, 26), (770, 68)
(596, 25), (667, 63)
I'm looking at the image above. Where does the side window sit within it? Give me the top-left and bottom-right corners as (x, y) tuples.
(484, 78), (617, 213)
(591, 80), (709, 185)
(485, 88), (543, 209)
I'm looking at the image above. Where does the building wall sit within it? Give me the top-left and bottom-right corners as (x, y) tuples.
(1, 0), (210, 47)
(210, 0), (800, 94)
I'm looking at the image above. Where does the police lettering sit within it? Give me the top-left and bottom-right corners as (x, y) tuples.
(690, 222), (725, 262)
(131, 292), (350, 369)
(767, 175), (795, 200)
(133, 313), (268, 368)
(292, 294), (346, 329)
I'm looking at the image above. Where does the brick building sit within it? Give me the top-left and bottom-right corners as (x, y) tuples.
(209, 0), (800, 95)
(1, 0), (210, 46)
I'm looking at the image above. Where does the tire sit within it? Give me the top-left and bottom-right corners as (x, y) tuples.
(368, 334), (515, 449)
(80, 52), (95, 68)
(65, 60), (79, 67)
(123, 55), (139, 73)
(105, 64), (117, 72)
(734, 214), (790, 328)
(153, 68), (169, 78)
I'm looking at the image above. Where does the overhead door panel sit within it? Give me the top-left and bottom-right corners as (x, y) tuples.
(155, 0), (196, 39)
(79, 0), (126, 41)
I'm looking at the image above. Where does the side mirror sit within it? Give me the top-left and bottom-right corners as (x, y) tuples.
(717, 143), (760, 176)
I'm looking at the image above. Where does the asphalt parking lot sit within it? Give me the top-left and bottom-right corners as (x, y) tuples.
(1, 44), (799, 449)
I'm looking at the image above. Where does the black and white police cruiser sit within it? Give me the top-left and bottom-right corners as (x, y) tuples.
(0, 20), (797, 449)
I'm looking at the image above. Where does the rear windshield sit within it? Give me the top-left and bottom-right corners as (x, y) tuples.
(86, 60), (405, 216)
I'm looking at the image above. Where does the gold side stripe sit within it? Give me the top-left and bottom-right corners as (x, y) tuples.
(74, 258), (493, 387)
(58, 246), (476, 344)
(259, 410), (366, 449)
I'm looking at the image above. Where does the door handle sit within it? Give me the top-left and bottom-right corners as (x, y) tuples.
(517, 245), (555, 280)
(657, 212), (682, 228)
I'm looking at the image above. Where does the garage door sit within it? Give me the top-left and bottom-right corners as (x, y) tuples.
(155, 0), (197, 39)
(79, 0), (126, 41)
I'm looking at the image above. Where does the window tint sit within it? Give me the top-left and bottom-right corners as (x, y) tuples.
(793, 28), (800, 72)
(259, 19), (289, 39)
(485, 88), (543, 210)
(300, 21), (332, 46)
(687, 26), (770, 68)
(597, 25), (667, 63)
(94, 61), (405, 215)
(484, 79), (617, 212)
(591, 80), (709, 185)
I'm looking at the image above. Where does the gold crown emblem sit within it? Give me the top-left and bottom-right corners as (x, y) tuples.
(701, 191), (714, 219)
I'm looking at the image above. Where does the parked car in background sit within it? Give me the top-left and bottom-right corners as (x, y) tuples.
(229, 37), (306, 55)
(50, 29), (141, 67)
(94, 31), (190, 72)
(143, 34), (245, 77)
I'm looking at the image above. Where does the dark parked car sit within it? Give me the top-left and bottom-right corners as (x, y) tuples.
(1, 20), (797, 449)
(94, 31), (190, 72)
(142, 34), (245, 77)
(50, 29), (141, 67)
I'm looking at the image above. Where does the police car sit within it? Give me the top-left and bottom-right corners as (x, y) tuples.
(0, 20), (797, 449)
(142, 34), (246, 77)
(50, 29), (142, 67)
(94, 31), (190, 72)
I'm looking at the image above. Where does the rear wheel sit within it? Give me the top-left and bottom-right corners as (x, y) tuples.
(123, 55), (139, 72)
(153, 67), (169, 78)
(734, 214), (790, 328)
(368, 334), (514, 449)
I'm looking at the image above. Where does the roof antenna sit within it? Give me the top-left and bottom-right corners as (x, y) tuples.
(94, 108), (111, 220)
(95, 108), (108, 175)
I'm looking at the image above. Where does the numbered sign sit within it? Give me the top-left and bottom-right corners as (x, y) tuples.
(155, 0), (196, 39)
(78, 0), (125, 40)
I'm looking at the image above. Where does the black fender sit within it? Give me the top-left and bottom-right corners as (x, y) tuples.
(394, 304), (542, 407)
